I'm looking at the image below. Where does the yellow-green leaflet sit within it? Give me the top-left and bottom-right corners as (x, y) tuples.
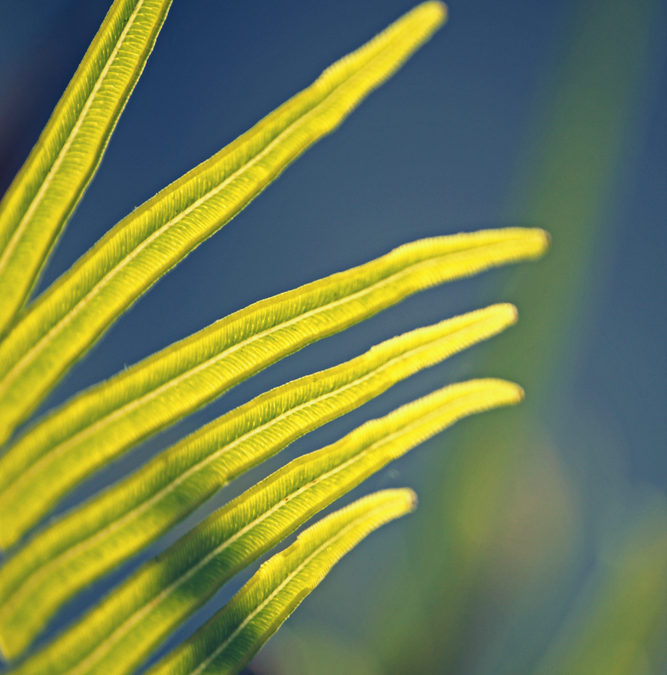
(0, 228), (547, 549)
(0, 1), (447, 442)
(0, 0), (173, 336)
(14, 378), (522, 675)
(148, 489), (417, 675)
(0, 304), (516, 654)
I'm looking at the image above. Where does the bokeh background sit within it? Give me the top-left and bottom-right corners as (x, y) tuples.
(0, 0), (665, 673)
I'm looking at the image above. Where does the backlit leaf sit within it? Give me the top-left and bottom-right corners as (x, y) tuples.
(0, 229), (547, 548)
(148, 489), (417, 675)
(0, 303), (516, 650)
(0, 0), (173, 335)
(13, 378), (522, 673)
(0, 1), (447, 441)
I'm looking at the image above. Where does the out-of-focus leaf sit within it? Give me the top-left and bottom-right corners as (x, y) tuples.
(538, 499), (667, 675)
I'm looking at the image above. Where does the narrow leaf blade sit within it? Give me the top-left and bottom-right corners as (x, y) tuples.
(0, 228), (547, 547)
(0, 1), (447, 440)
(148, 489), (417, 675)
(14, 378), (522, 674)
(0, 0), (173, 335)
(0, 303), (516, 648)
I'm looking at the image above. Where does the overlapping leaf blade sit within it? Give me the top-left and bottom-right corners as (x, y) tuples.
(0, 304), (516, 652)
(0, 1), (448, 443)
(0, 0), (173, 336)
(13, 378), (523, 674)
(0, 2), (555, 673)
(0, 228), (547, 548)
(148, 489), (417, 675)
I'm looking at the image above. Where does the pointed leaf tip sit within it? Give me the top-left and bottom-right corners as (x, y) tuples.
(0, 229), (542, 548)
(0, 303), (514, 645)
(0, 0), (450, 443)
(424, 1), (448, 23)
(12, 378), (521, 674)
(530, 228), (551, 256)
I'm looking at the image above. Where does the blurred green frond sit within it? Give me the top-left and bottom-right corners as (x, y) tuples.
(148, 489), (417, 675)
(538, 499), (667, 675)
(0, 0), (172, 336)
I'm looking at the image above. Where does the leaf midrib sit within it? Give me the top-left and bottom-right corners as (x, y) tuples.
(2, 321), (484, 615)
(2, 249), (494, 508)
(0, 0), (146, 281)
(0, 20), (415, 403)
(189, 507), (387, 675)
(68, 390), (480, 674)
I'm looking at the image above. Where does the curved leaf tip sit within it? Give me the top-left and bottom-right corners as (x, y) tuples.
(0, 303), (514, 649)
(0, 227), (542, 548)
(0, 0), (448, 444)
(148, 488), (417, 675)
(11, 377), (521, 674)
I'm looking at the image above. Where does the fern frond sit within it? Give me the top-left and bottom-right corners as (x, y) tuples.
(0, 304), (516, 648)
(148, 489), (417, 675)
(13, 378), (522, 672)
(0, 1), (447, 442)
(0, 229), (547, 548)
(0, 0), (172, 336)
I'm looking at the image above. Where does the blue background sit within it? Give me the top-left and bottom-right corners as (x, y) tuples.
(0, 0), (665, 672)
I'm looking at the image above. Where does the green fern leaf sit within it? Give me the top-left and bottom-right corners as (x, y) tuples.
(0, 3), (553, 671)
(12, 378), (522, 672)
(0, 303), (516, 648)
(147, 488), (417, 675)
(0, 0), (172, 336)
(0, 229), (547, 547)
(0, 1), (447, 443)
